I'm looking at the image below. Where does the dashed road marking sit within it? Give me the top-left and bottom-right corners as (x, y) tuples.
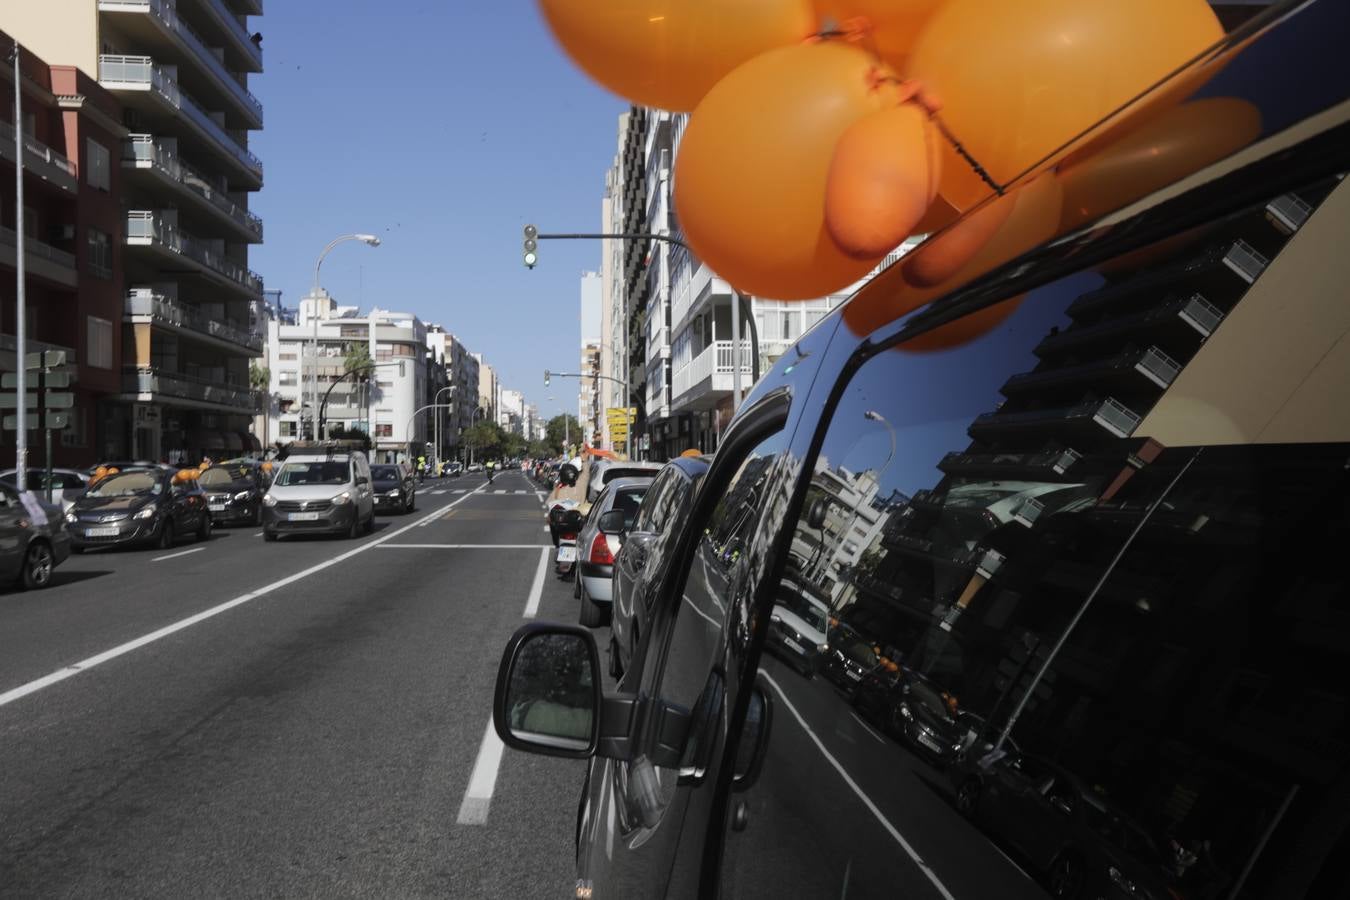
(152, 547), (205, 562)
(523, 546), (549, 619)
(456, 719), (505, 826)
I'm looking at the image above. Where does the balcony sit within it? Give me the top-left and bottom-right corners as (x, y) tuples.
(969, 396), (1141, 442)
(125, 288), (263, 353)
(123, 135), (262, 241)
(671, 262), (733, 334)
(122, 366), (254, 410)
(1265, 194), (1313, 235)
(98, 0), (263, 127)
(0, 119), (78, 193)
(1221, 239), (1268, 284)
(189, 0), (262, 73)
(1038, 294), (1224, 359)
(98, 54), (262, 186)
(0, 224), (78, 288)
(938, 447), (1084, 479)
(1002, 345), (1181, 398)
(670, 340), (754, 411)
(125, 211), (263, 298)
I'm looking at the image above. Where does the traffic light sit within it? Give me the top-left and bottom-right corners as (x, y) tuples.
(544, 369), (551, 387)
(523, 224), (538, 269)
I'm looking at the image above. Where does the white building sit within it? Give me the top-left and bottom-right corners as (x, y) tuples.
(263, 291), (427, 462)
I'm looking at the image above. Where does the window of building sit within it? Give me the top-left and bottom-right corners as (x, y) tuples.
(86, 316), (113, 369)
(86, 228), (112, 279)
(279, 420), (297, 438)
(278, 371), (297, 386)
(339, 325), (368, 338)
(278, 352), (297, 361)
(85, 138), (111, 191)
(374, 423), (393, 437)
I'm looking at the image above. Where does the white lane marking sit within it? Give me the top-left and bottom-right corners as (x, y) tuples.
(432, 489), (447, 495)
(493, 490), (506, 495)
(456, 718), (505, 825)
(152, 547), (205, 563)
(850, 711), (887, 745)
(542, 525), (550, 532)
(453, 489), (467, 494)
(514, 490), (527, 494)
(380, 544), (553, 550)
(682, 594), (723, 631)
(0, 490), (483, 711)
(759, 671), (957, 900)
(522, 547), (549, 619)
(253, 532), (263, 537)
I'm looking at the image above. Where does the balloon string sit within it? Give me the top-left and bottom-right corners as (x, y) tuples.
(933, 116), (1006, 195)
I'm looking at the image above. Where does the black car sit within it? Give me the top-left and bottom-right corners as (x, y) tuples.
(67, 467), (211, 551)
(816, 622), (880, 696)
(485, 10), (1350, 898)
(371, 463), (416, 514)
(198, 461), (269, 526)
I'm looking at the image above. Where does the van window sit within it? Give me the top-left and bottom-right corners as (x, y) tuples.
(275, 461), (351, 486)
(721, 176), (1350, 899)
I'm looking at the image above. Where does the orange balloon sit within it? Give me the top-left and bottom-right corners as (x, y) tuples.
(913, 196), (959, 236)
(826, 101), (941, 259)
(903, 184), (1016, 287)
(537, 0), (816, 112)
(1058, 98), (1261, 230)
(907, 0), (1224, 210)
(841, 172), (1062, 340)
(812, 0), (942, 70)
(901, 295), (1024, 353)
(675, 41), (900, 299)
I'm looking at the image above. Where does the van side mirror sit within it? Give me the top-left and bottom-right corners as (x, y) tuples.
(598, 509), (626, 536)
(494, 624), (602, 758)
(806, 496), (830, 531)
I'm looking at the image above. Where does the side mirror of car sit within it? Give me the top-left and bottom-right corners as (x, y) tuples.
(494, 623), (603, 759)
(732, 685), (772, 792)
(598, 509), (626, 536)
(806, 496), (830, 531)
(356, 475), (369, 486)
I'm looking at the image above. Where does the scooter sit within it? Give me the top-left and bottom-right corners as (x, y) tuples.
(548, 502), (583, 579)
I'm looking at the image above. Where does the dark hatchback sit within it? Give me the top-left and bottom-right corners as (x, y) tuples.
(66, 468), (211, 552)
(371, 464), (416, 514)
(816, 622), (879, 695)
(198, 461), (269, 526)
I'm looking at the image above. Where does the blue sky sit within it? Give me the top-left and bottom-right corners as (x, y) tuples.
(249, 0), (626, 420)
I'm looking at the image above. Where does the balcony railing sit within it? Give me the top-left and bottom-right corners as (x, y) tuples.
(123, 366), (254, 408)
(671, 339), (753, 401)
(1222, 240), (1268, 284)
(939, 447), (1083, 477)
(125, 211), (264, 296)
(0, 119), (78, 191)
(97, 54), (263, 181)
(124, 135), (262, 239)
(0, 224), (77, 270)
(197, 0), (263, 70)
(125, 289), (263, 351)
(1179, 293), (1224, 336)
(971, 396), (1141, 439)
(1266, 194), (1313, 234)
(99, 0), (262, 124)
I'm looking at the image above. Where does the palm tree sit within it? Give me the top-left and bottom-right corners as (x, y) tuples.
(249, 363), (272, 450)
(341, 342), (374, 437)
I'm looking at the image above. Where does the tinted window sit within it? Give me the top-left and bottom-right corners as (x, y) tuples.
(199, 466), (251, 487)
(722, 178), (1350, 899)
(87, 472), (161, 497)
(634, 469), (676, 533)
(612, 487), (646, 529)
(275, 461), (350, 486)
(371, 466), (401, 480)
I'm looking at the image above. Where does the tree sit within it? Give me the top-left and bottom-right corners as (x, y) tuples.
(545, 414), (580, 456)
(342, 341), (372, 376)
(328, 424), (372, 451)
(249, 363), (272, 448)
(464, 421), (501, 461)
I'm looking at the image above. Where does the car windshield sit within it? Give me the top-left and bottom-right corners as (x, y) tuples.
(87, 472), (162, 497)
(908, 681), (956, 724)
(1081, 794), (1163, 862)
(371, 466), (400, 481)
(275, 461), (350, 486)
(835, 635), (878, 668)
(603, 467), (656, 484)
(611, 487), (647, 528)
(199, 466), (251, 487)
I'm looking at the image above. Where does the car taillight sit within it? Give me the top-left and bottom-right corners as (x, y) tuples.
(561, 532), (577, 542)
(589, 533), (614, 565)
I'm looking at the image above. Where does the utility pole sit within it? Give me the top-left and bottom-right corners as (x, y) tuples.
(12, 42), (28, 490)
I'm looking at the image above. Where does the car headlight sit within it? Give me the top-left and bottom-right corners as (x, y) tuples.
(387, 489), (400, 498)
(1107, 867), (1139, 897)
(133, 506), (157, 520)
(262, 494), (277, 507)
(64, 510), (78, 524)
(331, 491), (352, 505)
(234, 491), (251, 502)
(818, 643), (830, 654)
(899, 703), (914, 720)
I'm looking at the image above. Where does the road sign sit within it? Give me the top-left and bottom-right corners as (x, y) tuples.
(0, 390), (74, 410)
(607, 407), (637, 417)
(610, 427), (629, 439)
(3, 412), (68, 430)
(25, 349), (67, 370)
(2, 370), (70, 389)
(0, 394), (34, 409)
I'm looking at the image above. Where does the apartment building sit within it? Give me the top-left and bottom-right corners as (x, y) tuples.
(580, 340), (601, 446)
(264, 294), (427, 463)
(425, 326), (479, 462)
(3, 0), (266, 462)
(474, 355), (498, 427)
(1, 34), (127, 466)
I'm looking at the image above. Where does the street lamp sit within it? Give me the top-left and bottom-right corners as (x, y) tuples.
(309, 233), (380, 439)
(433, 385), (454, 464)
(468, 404), (486, 467)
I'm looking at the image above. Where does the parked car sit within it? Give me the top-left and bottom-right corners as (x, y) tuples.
(764, 580), (830, 677)
(67, 467), (211, 552)
(815, 620), (879, 695)
(0, 468), (89, 515)
(198, 461), (269, 526)
(585, 459), (664, 504)
(485, 10), (1350, 897)
(608, 454), (710, 679)
(262, 447), (375, 541)
(0, 482), (71, 589)
(371, 463), (416, 514)
(575, 478), (650, 627)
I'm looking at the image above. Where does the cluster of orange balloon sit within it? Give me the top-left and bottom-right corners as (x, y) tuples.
(90, 466), (120, 486)
(538, 0), (1229, 324)
(173, 468), (201, 484)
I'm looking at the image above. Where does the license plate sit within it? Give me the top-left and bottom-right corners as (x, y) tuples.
(556, 544), (576, 563)
(781, 637), (804, 655)
(209, 503), (226, 512)
(918, 732), (943, 752)
(846, 669), (862, 681)
(289, 512), (320, 521)
(85, 526), (120, 537)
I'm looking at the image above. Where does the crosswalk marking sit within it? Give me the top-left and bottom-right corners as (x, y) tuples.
(514, 490), (527, 494)
(493, 490), (505, 494)
(431, 489), (447, 495)
(453, 489), (467, 494)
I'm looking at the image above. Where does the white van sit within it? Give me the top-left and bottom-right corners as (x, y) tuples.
(261, 444), (375, 541)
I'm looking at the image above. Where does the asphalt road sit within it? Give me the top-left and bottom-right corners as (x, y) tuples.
(0, 470), (591, 898)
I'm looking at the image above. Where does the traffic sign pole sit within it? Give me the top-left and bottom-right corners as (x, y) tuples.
(12, 42), (28, 494)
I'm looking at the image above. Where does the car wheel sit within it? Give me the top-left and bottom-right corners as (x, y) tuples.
(578, 581), (607, 628)
(198, 512), (212, 542)
(348, 513), (361, 539)
(364, 511), (375, 534)
(573, 575), (581, 600)
(1049, 853), (1085, 899)
(956, 779), (982, 818)
(263, 528), (278, 542)
(157, 520), (175, 550)
(253, 504), (263, 526)
(20, 541), (55, 590)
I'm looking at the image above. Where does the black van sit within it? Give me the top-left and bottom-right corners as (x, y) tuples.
(493, 3), (1350, 897)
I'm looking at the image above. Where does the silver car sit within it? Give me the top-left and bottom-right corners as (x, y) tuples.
(0, 468), (89, 515)
(575, 477), (651, 628)
(0, 481), (72, 589)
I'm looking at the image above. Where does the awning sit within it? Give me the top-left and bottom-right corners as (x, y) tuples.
(192, 430), (226, 450)
(222, 432), (243, 452)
